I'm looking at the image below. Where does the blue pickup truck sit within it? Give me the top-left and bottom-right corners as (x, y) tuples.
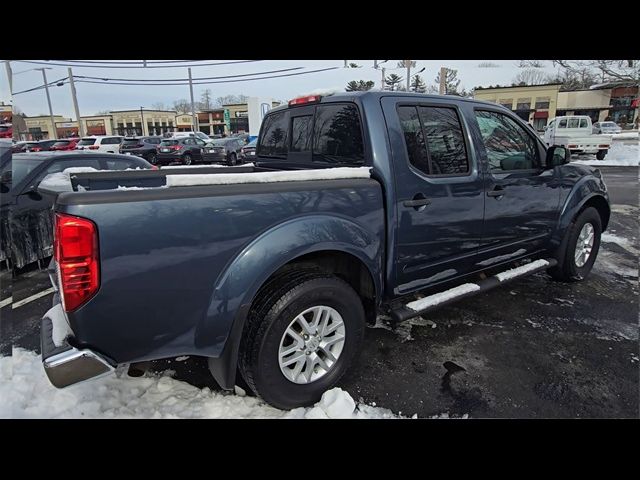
(40, 92), (610, 409)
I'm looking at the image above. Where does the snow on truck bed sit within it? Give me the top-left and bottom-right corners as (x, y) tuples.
(165, 166), (372, 187)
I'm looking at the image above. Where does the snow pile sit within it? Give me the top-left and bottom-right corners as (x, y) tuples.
(406, 283), (480, 312)
(612, 132), (639, 140)
(161, 163), (254, 169)
(0, 349), (399, 419)
(166, 167), (372, 187)
(39, 167), (100, 192)
(572, 143), (639, 166)
(495, 259), (549, 282)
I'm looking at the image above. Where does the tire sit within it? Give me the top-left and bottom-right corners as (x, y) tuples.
(228, 153), (237, 166)
(549, 207), (602, 282)
(239, 272), (365, 410)
(146, 152), (157, 165)
(596, 150), (607, 160)
(182, 153), (192, 165)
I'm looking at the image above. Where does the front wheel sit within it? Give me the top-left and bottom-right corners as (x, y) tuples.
(146, 152), (157, 164)
(182, 153), (192, 165)
(549, 207), (602, 282)
(228, 153), (237, 166)
(596, 150), (607, 160)
(239, 273), (365, 410)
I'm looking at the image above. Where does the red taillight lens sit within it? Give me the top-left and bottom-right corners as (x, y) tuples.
(151, 165), (159, 170)
(567, 145), (577, 148)
(54, 213), (99, 312)
(88, 145), (99, 150)
(289, 95), (322, 106)
(32, 147), (42, 152)
(598, 144), (608, 148)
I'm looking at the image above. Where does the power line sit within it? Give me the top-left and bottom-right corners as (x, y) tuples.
(12, 77), (69, 95)
(74, 66), (305, 82)
(14, 60), (263, 69)
(72, 67), (340, 86)
(61, 60), (201, 65)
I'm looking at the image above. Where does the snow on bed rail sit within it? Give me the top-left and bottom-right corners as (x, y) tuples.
(161, 163), (254, 169)
(406, 283), (480, 312)
(494, 259), (549, 282)
(39, 167), (101, 192)
(165, 166), (372, 187)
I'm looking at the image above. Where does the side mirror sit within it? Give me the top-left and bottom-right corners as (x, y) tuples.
(546, 146), (570, 168)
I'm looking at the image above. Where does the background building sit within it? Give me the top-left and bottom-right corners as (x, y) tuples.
(474, 83), (562, 130)
(111, 109), (177, 136)
(0, 103), (11, 123)
(556, 89), (612, 122)
(23, 115), (71, 140)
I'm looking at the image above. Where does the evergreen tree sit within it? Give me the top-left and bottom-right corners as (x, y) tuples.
(345, 80), (375, 91)
(385, 74), (404, 91)
(434, 69), (461, 95)
(410, 75), (427, 93)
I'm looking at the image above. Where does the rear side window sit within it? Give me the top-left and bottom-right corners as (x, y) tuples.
(77, 138), (97, 146)
(160, 140), (178, 146)
(568, 118), (580, 128)
(398, 106), (429, 174)
(418, 107), (469, 175)
(258, 110), (289, 157)
(579, 118), (589, 128)
(312, 104), (363, 164)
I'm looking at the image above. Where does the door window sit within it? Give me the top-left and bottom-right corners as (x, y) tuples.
(398, 106), (429, 175)
(568, 118), (580, 128)
(579, 118), (589, 128)
(558, 119), (567, 128)
(474, 110), (540, 171)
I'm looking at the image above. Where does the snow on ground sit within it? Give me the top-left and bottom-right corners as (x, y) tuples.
(572, 143), (639, 167)
(0, 349), (400, 419)
(612, 132), (639, 140)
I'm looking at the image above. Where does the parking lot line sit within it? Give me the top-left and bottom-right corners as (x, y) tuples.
(12, 287), (55, 309)
(0, 297), (12, 309)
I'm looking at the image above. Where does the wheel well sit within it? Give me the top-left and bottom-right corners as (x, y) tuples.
(582, 195), (610, 231)
(266, 251), (377, 324)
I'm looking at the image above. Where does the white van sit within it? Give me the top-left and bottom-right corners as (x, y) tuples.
(75, 135), (124, 153)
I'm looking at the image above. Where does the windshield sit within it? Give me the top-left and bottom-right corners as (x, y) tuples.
(3, 158), (42, 185)
(77, 138), (97, 146)
(246, 139), (257, 147)
(211, 139), (229, 146)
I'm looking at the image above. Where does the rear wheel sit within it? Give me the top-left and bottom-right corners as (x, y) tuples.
(146, 152), (157, 164)
(549, 207), (602, 282)
(596, 150), (607, 160)
(239, 272), (365, 410)
(183, 153), (192, 165)
(228, 153), (237, 166)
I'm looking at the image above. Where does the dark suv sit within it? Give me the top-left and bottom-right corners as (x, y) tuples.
(156, 137), (207, 165)
(205, 138), (244, 165)
(119, 136), (163, 164)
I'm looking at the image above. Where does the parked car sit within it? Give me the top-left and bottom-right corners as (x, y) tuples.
(172, 131), (212, 142)
(12, 141), (40, 153)
(119, 136), (163, 164)
(232, 133), (250, 145)
(204, 137), (244, 165)
(240, 138), (257, 160)
(49, 138), (80, 151)
(0, 124), (12, 139)
(29, 139), (58, 152)
(543, 115), (612, 160)
(592, 121), (622, 135)
(2, 151), (154, 272)
(75, 135), (123, 153)
(38, 92), (610, 410)
(156, 137), (207, 165)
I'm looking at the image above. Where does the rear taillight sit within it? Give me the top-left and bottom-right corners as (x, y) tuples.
(151, 165), (159, 170)
(289, 95), (322, 106)
(32, 147), (42, 152)
(568, 145), (577, 148)
(54, 213), (100, 312)
(88, 145), (99, 150)
(598, 144), (608, 148)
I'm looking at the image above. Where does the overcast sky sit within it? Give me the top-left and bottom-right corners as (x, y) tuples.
(2, 60), (561, 118)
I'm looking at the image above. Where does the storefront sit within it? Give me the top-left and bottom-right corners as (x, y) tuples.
(56, 122), (79, 138)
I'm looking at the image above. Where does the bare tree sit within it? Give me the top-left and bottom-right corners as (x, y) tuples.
(512, 68), (548, 86)
(554, 60), (639, 83)
(397, 60), (417, 69)
(200, 89), (212, 110)
(478, 62), (501, 68)
(518, 60), (545, 68)
(151, 102), (168, 111)
(172, 99), (191, 114)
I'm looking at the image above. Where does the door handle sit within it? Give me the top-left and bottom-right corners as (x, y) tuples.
(403, 194), (431, 209)
(487, 187), (506, 198)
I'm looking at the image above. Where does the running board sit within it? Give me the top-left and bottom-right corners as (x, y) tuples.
(390, 259), (557, 324)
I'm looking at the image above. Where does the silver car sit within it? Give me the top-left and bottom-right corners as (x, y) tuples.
(592, 121), (622, 134)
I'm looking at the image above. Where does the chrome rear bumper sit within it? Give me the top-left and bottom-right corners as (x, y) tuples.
(41, 304), (114, 388)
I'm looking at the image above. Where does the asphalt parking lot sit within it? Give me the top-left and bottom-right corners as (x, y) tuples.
(2, 166), (638, 418)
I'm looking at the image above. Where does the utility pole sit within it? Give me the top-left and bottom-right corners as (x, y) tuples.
(35, 68), (57, 141)
(68, 68), (85, 138)
(439, 67), (447, 95)
(4, 61), (12, 95)
(406, 60), (411, 93)
(188, 67), (197, 132)
(140, 107), (145, 136)
(381, 67), (386, 91)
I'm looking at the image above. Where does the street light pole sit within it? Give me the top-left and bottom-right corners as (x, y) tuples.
(406, 60), (411, 92)
(35, 68), (57, 141)
(68, 68), (85, 138)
